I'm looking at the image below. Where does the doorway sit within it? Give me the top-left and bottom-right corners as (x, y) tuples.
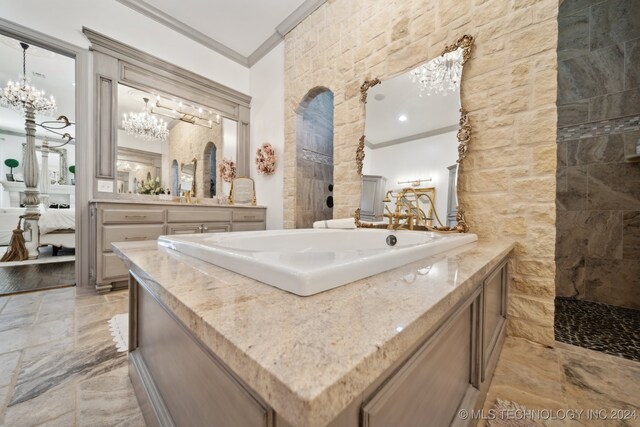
(295, 87), (334, 229)
(203, 142), (217, 198)
(0, 26), (81, 295)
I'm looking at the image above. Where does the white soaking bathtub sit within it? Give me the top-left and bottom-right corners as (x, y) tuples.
(158, 229), (478, 296)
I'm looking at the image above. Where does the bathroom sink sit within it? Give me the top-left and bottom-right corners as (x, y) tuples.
(158, 229), (477, 296)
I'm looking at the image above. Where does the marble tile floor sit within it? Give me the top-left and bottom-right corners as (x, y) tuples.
(480, 337), (640, 427)
(2, 287), (638, 427)
(555, 298), (640, 362)
(0, 287), (144, 426)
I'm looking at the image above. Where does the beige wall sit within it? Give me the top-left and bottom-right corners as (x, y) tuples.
(168, 121), (222, 198)
(284, 0), (558, 345)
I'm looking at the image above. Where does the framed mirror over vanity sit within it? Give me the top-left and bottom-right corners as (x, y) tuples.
(83, 29), (266, 291)
(356, 35), (473, 233)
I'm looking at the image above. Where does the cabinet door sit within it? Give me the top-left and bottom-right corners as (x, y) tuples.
(362, 304), (473, 427)
(101, 253), (128, 281)
(482, 262), (507, 381)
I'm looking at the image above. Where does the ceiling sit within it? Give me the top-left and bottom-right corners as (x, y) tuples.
(364, 66), (461, 147)
(117, 0), (321, 65)
(0, 33), (76, 141)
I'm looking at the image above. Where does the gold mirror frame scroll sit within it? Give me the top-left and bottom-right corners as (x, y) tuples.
(354, 34), (474, 233)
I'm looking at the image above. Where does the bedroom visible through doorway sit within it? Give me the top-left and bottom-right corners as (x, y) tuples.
(0, 32), (77, 296)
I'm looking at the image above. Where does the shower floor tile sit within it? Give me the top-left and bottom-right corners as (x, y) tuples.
(555, 298), (640, 362)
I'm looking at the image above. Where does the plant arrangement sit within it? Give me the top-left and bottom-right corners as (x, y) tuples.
(138, 177), (167, 195)
(4, 159), (19, 181)
(4, 159), (18, 174)
(219, 158), (237, 182)
(68, 165), (75, 175)
(255, 143), (276, 175)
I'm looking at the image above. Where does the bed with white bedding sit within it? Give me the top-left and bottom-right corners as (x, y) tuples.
(38, 208), (76, 250)
(0, 207), (75, 252)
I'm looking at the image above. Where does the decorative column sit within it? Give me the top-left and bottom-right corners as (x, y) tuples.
(23, 106), (41, 259)
(40, 137), (50, 209)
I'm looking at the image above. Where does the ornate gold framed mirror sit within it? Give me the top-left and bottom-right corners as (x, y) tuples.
(229, 176), (256, 206)
(354, 35), (474, 233)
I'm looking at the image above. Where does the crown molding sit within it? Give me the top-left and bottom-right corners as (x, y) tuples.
(115, 0), (327, 68)
(275, 0), (326, 36)
(365, 125), (460, 150)
(82, 28), (251, 107)
(115, 0), (248, 66)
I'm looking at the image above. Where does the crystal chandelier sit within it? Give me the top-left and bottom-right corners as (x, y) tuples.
(410, 48), (463, 96)
(122, 97), (168, 142)
(0, 42), (57, 116)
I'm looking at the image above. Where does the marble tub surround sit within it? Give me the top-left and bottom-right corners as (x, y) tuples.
(114, 239), (513, 426)
(0, 287), (144, 426)
(480, 336), (640, 427)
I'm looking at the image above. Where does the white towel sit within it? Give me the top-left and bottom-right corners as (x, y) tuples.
(108, 313), (129, 352)
(312, 218), (356, 229)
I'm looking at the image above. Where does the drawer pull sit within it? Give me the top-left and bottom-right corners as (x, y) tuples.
(244, 215), (256, 219)
(124, 236), (148, 241)
(125, 215), (147, 219)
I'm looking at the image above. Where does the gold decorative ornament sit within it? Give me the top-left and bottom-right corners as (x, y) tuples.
(356, 135), (365, 175)
(457, 109), (471, 162)
(442, 34), (474, 65)
(454, 209), (469, 233)
(360, 78), (381, 103)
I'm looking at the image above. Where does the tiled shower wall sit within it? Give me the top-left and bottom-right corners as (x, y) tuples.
(556, 0), (640, 309)
(295, 91), (334, 228)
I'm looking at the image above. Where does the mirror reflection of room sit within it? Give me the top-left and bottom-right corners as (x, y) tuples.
(116, 83), (237, 199)
(360, 48), (463, 229)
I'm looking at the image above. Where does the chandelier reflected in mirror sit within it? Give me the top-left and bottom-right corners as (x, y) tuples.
(0, 42), (57, 116)
(410, 48), (463, 96)
(122, 97), (168, 142)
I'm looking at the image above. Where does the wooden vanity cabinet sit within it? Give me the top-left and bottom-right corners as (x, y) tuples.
(90, 201), (266, 292)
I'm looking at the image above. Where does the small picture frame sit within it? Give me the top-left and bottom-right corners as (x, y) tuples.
(229, 177), (256, 206)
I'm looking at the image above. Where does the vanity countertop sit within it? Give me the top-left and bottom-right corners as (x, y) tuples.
(113, 237), (514, 426)
(90, 198), (266, 208)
